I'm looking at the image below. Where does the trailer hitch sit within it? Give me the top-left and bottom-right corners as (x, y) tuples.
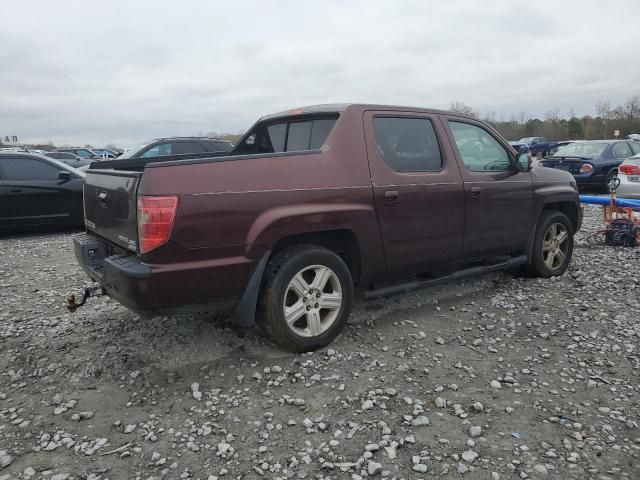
(65, 285), (105, 312)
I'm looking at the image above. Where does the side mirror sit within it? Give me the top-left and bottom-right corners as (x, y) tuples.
(515, 153), (532, 172)
(58, 170), (72, 181)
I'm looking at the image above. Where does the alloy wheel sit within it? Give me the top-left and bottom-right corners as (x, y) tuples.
(283, 265), (342, 338)
(542, 223), (569, 270)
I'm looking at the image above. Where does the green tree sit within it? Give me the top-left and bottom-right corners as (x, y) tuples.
(567, 117), (584, 139)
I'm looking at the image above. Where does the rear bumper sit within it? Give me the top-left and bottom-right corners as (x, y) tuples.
(616, 175), (640, 199)
(73, 233), (252, 314)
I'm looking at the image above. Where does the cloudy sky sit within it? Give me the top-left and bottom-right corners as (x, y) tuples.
(1, 0), (638, 147)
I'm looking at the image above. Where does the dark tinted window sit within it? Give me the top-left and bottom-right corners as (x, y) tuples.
(287, 121), (313, 151)
(0, 157), (63, 181)
(141, 143), (172, 158)
(310, 119), (336, 149)
(237, 116), (338, 155)
(373, 117), (443, 172)
(202, 140), (232, 153)
(267, 124), (287, 152)
(613, 142), (633, 158)
(173, 142), (205, 155)
(48, 152), (75, 159)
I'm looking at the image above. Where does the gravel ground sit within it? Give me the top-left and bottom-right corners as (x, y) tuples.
(1, 205), (639, 480)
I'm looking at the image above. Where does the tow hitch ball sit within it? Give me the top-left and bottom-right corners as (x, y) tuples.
(65, 285), (105, 312)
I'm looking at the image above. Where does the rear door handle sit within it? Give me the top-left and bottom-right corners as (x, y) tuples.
(470, 186), (482, 197)
(383, 190), (399, 203)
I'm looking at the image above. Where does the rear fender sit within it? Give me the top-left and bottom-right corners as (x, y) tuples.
(244, 203), (375, 258)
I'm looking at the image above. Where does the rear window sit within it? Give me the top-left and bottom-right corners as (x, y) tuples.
(236, 116), (338, 155)
(554, 142), (607, 158)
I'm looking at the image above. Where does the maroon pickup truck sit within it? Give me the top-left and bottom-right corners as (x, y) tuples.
(74, 104), (581, 351)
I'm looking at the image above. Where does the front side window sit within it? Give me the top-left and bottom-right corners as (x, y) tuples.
(372, 117), (443, 172)
(0, 157), (62, 181)
(449, 121), (510, 171)
(613, 142), (633, 158)
(141, 143), (172, 158)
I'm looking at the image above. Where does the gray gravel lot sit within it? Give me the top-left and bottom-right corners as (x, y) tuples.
(1, 205), (640, 480)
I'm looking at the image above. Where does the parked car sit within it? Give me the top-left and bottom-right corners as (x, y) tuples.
(627, 134), (640, 142)
(0, 153), (85, 228)
(616, 153), (640, 199)
(57, 148), (100, 159)
(510, 137), (572, 158)
(117, 137), (233, 160)
(46, 151), (94, 168)
(73, 104), (581, 351)
(541, 140), (640, 191)
(92, 148), (120, 159)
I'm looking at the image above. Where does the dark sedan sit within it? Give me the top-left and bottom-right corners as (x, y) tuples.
(56, 148), (100, 159)
(0, 153), (85, 228)
(117, 137), (233, 160)
(541, 140), (640, 190)
(45, 151), (93, 168)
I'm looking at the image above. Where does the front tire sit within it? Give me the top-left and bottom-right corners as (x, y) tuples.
(259, 245), (353, 352)
(526, 211), (574, 278)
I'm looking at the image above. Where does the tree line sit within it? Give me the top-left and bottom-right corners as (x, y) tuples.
(451, 95), (640, 141)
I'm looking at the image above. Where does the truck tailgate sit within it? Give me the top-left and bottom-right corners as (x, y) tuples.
(83, 169), (141, 253)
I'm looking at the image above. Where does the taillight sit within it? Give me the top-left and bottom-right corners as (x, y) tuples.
(620, 164), (640, 175)
(137, 195), (178, 254)
(579, 163), (593, 174)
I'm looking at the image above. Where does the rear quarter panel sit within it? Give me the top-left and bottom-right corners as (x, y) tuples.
(139, 107), (386, 283)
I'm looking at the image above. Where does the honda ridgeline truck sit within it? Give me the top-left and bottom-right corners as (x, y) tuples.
(74, 104), (581, 351)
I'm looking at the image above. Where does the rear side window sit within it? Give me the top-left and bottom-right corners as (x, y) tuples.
(237, 116), (338, 155)
(0, 157), (62, 181)
(613, 142), (633, 158)
(372, 117), (443, 172)
(630, 142), (640, 155)
(267, 123), (287, 152)
(202, 140), (232, 152)
(287, 122), (313, 151)
(173, 142), (205, 155)
(48, 152), (74, 159)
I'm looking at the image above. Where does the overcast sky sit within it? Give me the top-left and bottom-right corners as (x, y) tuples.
(1, 0), (638, 147)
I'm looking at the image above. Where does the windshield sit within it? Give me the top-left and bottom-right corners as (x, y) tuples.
(553, 142), (608, 158)
(117, 143), (148, 159)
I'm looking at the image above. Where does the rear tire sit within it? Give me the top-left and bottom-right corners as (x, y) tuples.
(526, 211), (574, 278)
(603, 169), (618, 193)
(259, 245), (353, 352)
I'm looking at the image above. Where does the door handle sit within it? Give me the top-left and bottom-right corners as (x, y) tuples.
(470, 186), (482, 197)
(9, 188), (22, 193)
(383, 190), (399, 203)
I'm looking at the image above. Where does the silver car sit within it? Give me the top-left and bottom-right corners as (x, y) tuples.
(616, 153), (640, 199)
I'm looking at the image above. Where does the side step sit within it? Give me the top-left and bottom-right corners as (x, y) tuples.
(364, 254), (528, 301)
